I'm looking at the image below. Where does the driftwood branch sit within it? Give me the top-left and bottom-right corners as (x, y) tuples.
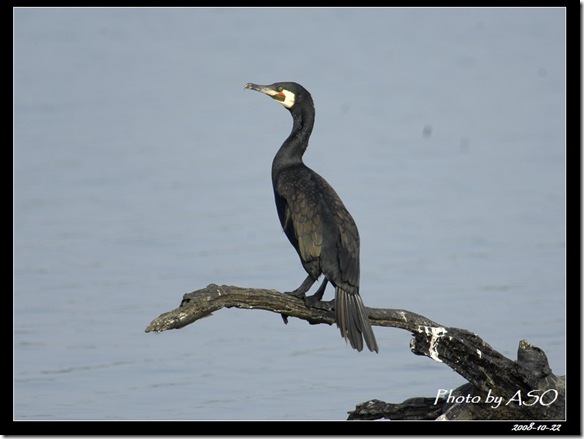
(146, 283), (565, 421)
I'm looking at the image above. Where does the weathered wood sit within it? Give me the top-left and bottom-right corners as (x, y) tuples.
(145, 283), (438, 332)
(347, 397), (445, 420)
(146, 283), (565, 421)
(349, 343), (565, 421)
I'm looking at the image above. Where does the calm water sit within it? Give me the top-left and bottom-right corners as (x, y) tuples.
(14, 7), (565, 421)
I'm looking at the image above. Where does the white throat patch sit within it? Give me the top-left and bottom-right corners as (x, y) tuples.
(279, 90), (296, 109)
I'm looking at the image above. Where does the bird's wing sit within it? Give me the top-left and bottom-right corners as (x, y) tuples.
(286, 189), (323, 261)
(335, 206), (360, 287)
(275, 169), (323, 262)
(316, 176), (360, 288)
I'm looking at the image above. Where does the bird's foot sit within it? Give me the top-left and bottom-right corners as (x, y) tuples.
(304, 292), (323, 308)
(284, 290), (322, 308)
(284, 290), (307, 300)
(281, 290), (306, 325)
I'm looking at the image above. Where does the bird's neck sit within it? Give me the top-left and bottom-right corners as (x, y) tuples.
(272, 106), (315, 175)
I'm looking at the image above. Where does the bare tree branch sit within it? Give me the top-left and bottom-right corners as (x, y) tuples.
(145, 283), (439, 333)
(145, 283), (565, 421)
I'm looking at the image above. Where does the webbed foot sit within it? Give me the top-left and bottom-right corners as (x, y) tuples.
(280, 276), (328, 323)
(304, 292), (322, 308)
(284, 289), (307, 299)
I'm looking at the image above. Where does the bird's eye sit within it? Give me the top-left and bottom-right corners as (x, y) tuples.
(277, 86), (283, 92)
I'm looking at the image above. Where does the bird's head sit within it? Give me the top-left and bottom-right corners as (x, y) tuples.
(244, 82), (310, 110)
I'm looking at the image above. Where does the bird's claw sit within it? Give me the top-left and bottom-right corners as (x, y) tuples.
(284, 290), (307, 300)
(284, 290), (322, 308)
(304, 293), (322, 308)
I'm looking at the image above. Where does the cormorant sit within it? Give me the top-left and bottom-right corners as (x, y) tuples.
(244, 81), (378, 353)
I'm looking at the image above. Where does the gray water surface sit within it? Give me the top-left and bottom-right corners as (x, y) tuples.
(14, 7), (565, 421)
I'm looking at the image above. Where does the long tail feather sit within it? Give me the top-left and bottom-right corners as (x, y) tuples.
(335, 287), (379, 353)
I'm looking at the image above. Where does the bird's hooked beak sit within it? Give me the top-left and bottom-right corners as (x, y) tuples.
(245, 82), (296, 109)
(244, 83), (286, 102)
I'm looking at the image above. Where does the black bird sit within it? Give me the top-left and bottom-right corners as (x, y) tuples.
(244, 81), (378, 353)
